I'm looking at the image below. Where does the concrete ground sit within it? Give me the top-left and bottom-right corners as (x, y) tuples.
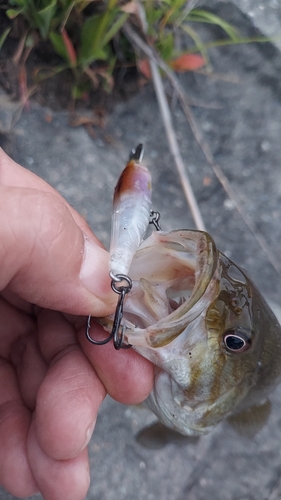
(1, 2), (281, 499)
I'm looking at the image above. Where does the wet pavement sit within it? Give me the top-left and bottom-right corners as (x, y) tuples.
(1, 2), (281, 499)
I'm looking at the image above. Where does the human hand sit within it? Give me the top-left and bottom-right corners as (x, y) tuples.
(0, 149), (153, 499)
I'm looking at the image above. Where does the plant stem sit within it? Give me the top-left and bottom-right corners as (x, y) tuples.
(127, 5), (206, 231)
(149, 58), (206, 231)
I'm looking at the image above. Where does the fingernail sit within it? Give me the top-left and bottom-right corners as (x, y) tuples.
(76, 420), (97, 455)
(84, 420), (96, 449)
(80, 237), (112, 299)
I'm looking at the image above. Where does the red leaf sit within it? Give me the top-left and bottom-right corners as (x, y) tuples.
(137, 59), (151, 80)
(61, 28), (77, 66)
(169, 53), (205, 72)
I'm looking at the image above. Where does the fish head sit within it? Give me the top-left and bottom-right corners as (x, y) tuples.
(102, 230), (281, 435)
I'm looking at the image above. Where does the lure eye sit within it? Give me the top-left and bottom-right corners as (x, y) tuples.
(223, 328), (252, 353)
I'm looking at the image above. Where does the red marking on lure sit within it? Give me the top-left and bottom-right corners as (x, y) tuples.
(114, 159), (152, 203)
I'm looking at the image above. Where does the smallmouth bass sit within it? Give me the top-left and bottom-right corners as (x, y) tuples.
(99, 146), (281, 436)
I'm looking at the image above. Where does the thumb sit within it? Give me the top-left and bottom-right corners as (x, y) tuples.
(0, 186), (116, 316)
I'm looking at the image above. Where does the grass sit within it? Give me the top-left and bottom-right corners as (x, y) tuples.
(0, 0), (246, 102)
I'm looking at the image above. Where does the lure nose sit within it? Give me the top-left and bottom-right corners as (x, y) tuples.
(129, 143), (144, 161)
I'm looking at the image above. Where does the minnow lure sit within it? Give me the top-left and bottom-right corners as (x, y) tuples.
(86, 144), (153, 349)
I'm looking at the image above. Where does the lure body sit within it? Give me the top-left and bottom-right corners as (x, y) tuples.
(109, 150), (152, 277)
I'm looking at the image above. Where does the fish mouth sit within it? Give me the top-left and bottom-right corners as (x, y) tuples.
(124, 229), (218, 348)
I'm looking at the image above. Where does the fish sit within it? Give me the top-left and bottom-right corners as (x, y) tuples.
(99, 145), (281, 437)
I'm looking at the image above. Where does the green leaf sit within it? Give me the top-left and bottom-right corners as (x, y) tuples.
(188, 9), (240, 41)
(78, 6), (126, 67)
(158, 32), (174, 61)
(0, 28), (11, 50)
(78, 13), (112, 66)
(78, 45), (108, 67)
(102, 12), (128, 47)
(49, 30), (70, 63)
(6, 8), (23, 19)
(145, 8), (163, 31)
(79, 14), (102, 59)
(89, 5), (118, 49)
(37, 0), (58, 39)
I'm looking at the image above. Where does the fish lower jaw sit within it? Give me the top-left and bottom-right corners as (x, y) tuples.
(145, 366), (253, 436)
(146, 390), (215, 436)
(146, 371), (217, 436)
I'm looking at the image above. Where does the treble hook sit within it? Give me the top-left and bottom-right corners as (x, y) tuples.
(86, 274), (132, 350)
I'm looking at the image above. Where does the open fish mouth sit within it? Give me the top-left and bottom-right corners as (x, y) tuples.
(122, 229), (218, 348)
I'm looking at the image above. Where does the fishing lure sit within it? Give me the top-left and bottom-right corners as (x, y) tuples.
(86, 144), (156, 349)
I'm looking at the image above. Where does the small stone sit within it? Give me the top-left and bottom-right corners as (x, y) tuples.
(261, 139), (271, 152)
(26, 156), (34, 165)
(150, 150), (158, 159)
(223, 199), (235, 210)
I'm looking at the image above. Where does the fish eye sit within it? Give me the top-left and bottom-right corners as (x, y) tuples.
(223, 328), (252, 353)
